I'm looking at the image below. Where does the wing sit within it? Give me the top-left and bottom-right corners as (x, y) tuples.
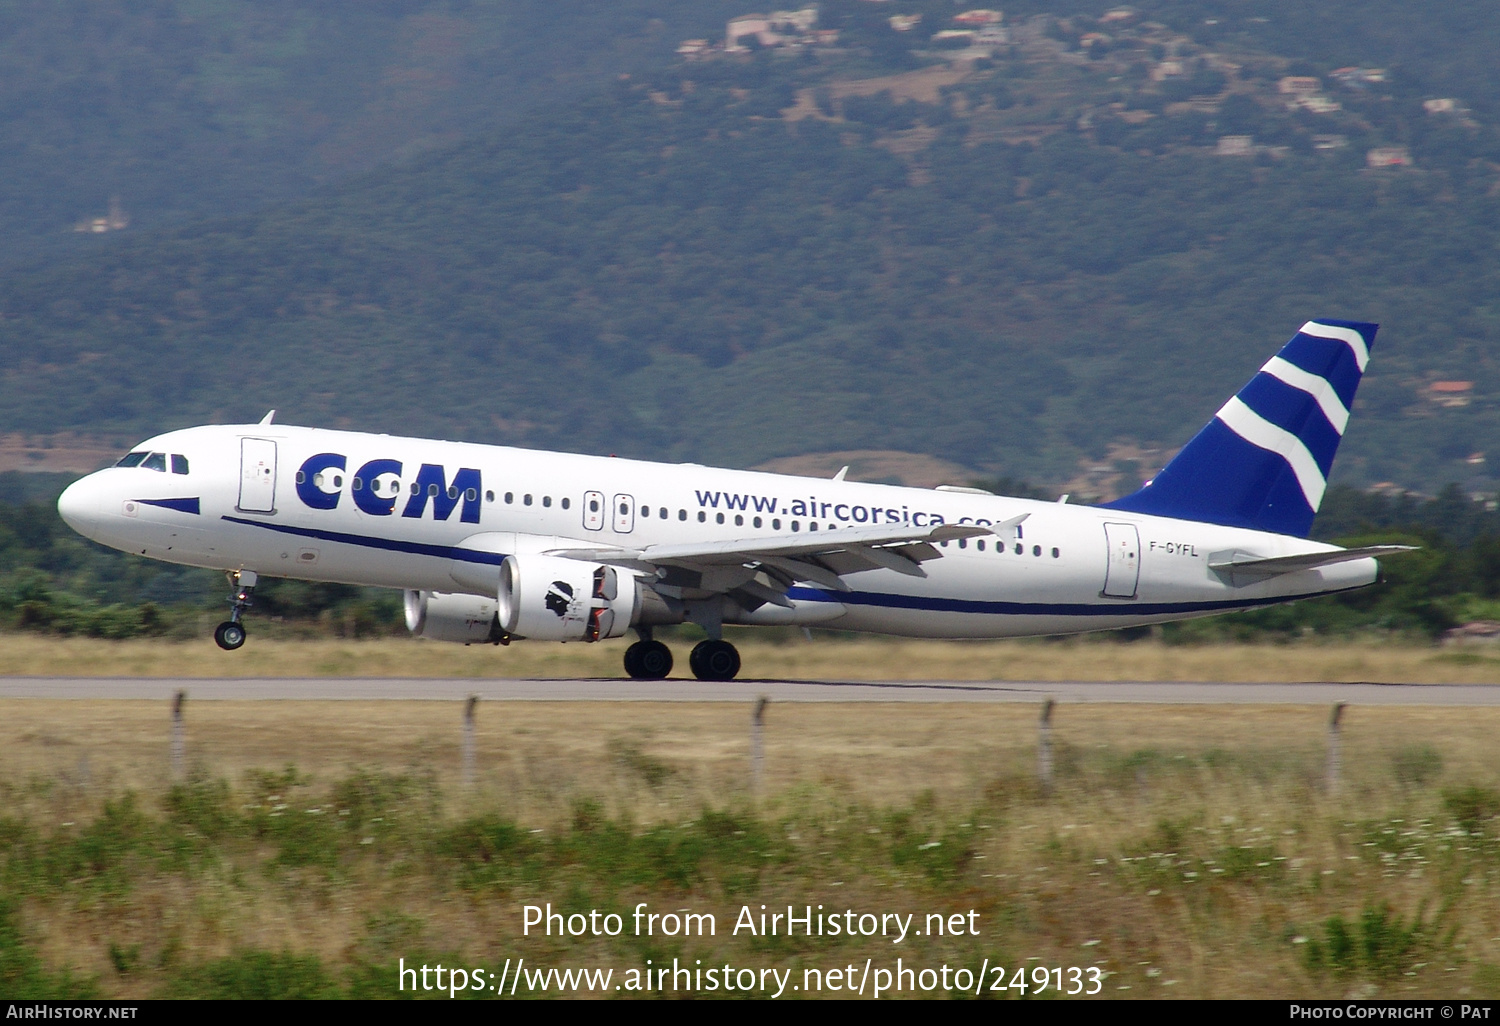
(545, 515), (1027, 609)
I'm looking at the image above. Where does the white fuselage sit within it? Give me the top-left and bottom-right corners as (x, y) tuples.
(57, 424), (1377, 639)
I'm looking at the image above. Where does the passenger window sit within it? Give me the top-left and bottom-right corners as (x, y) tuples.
(466, 488), (478, 502)
(115, 451), (148, 468)
(958, 538), (967, 549)
(505, 492), (514, 504)
(977, 540), (985, 551)
(697, 511), (706, 523)
(561, 497), (571, 510)
(353, 477), (364, 491)
(428, 484), (439, 497)
(448, 486), (459, 500)
(142, 452), (167, 472)
(660, 508), (668, 520)
(753, 517), (762, 529)
(171, 455), (189, 475)
(524, 494), (533, 506)
(772, 518), (781, 530)
(1052, 547), (1060, 558)
(641, 506), (650, 518)
(791, 521), (800, 532)
(543, 496), (552, 507)
(1033, 545), (1042, 557)
(486, 490), (495, 502)
(1014, 543), (1022, 555)
(590, 499), (600, 512)
(678, 509), (686, 521)
(810, 522), (818, 531)
(735, 514), (743, 526)
(715, 512), (724, 524)
(411, 483), (420, 495)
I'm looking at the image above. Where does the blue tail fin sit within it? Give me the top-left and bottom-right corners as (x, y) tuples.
(1101, 319), (1378, 537)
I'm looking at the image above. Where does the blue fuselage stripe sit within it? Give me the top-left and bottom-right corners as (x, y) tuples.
(785, 585), (1349, 617)
(222, 515), (1342, 619)
(138, 497), (201, 515)
(221, 515), (506, 564)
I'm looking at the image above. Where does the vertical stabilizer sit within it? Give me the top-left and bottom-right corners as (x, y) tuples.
(1101, 319), (1378, 537)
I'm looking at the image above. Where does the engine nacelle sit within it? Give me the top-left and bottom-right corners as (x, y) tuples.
(404, 590), (505, 644)
(496, 554), (639, 642)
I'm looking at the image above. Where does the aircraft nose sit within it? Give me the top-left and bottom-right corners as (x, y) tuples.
(57, 474), (105, 538)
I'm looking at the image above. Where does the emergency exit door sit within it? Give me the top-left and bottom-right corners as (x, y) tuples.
(582, 490), (605, 530)
(238, 438), (277, 514)
(1102, 522), (1140, 598)
(612, 494), (635, 534)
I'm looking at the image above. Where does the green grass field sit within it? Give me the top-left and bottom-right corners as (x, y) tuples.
(2, 696), (1500, 999)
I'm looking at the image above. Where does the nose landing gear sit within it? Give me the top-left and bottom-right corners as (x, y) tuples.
(213, 570), (258, 651)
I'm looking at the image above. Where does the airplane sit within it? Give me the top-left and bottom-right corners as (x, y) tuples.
(57, 319), (1410, 681)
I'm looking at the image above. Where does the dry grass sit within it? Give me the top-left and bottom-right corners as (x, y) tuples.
(4, 698), (1500, 998)
(4, 631), (1500, 683)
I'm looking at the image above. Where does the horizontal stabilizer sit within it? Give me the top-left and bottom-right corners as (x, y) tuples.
(1209, 544), (1416, 577)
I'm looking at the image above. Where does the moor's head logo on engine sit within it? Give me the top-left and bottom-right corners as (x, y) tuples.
(544, 580), (574, 617)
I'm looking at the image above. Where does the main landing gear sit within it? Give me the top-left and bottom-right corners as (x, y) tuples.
(689, 639), (741, 682)
(621, 631), (742, 681)
(213, 570), (257, 651)
(623, 637), (673, 680)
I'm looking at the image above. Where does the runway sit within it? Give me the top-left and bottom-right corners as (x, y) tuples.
(5, 677), (1500, 704)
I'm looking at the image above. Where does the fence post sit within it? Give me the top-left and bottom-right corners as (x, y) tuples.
(751, 696), (768, 795)
(1326, 702), (1346, 793)
(463, 695), (478, 790)
(170, 690), (186, 781)
(1038, 698), (1055, 794)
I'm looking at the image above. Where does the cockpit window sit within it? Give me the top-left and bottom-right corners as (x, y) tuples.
(142, 452), (167, 472)
(116, 451), (148, 468)
(171, 454), (189, 475)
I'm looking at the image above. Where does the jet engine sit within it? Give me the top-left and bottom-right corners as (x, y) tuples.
(404, 590), (506, 644)
(496, 554), (639, 642)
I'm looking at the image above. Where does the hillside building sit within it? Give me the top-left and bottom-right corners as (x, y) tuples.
(726, 9), (817, 51)
(1366, 145), (1412, 168)
(1331, 67), (1387, 90)
(1278, 76), (1320, 96)
(1425, 381), (1473, 408)
(1287, 94), (1341, 114)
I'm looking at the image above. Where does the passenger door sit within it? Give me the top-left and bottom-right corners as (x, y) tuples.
(238, 438), (277, 514)
(1102, 522), (1140, 598)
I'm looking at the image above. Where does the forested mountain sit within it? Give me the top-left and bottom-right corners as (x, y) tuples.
(4, 1), (1500, 494)
(0, 0), (744, 258)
